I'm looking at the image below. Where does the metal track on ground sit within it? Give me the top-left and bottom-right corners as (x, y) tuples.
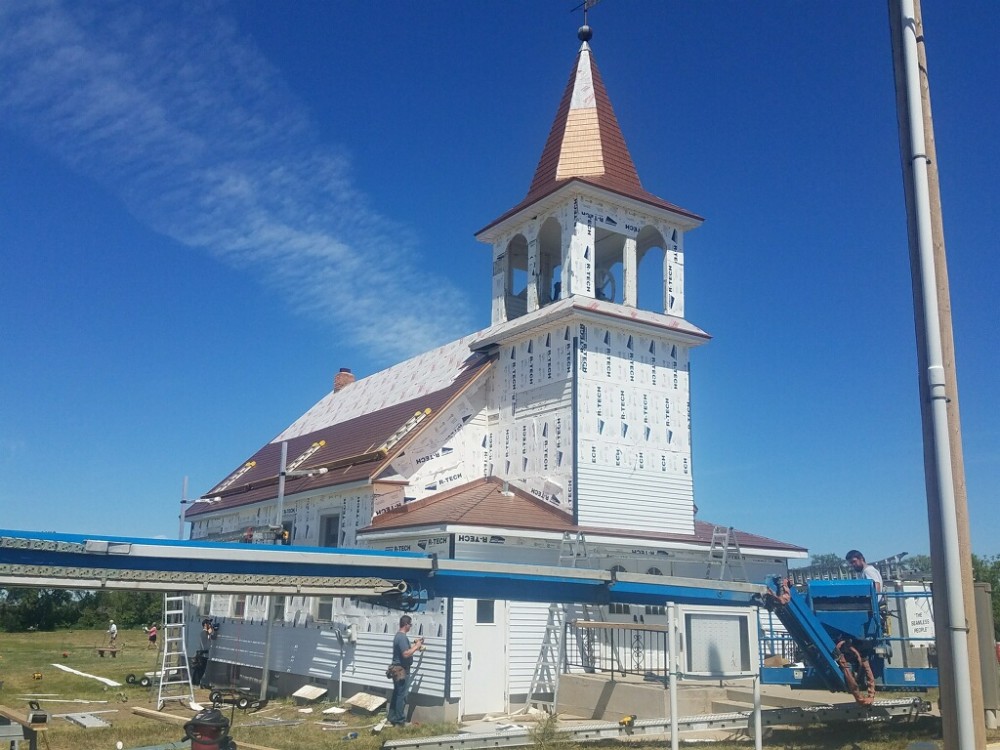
(382, 699), (931, 750)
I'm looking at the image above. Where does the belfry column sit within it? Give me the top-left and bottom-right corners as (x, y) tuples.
(665, 233), (684, 317)
(527, 232), (540, 313)
(491, 244), (509, 324)
(623, 237), (638, 307)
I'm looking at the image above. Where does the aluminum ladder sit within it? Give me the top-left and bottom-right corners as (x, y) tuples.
(156, 593), (195, 711)
(706, 525), (749, 582)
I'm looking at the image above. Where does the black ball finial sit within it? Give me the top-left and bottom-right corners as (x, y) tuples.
(578, 25), (593, 43)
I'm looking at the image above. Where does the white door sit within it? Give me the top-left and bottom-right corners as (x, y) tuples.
(462, 598), (508, 716)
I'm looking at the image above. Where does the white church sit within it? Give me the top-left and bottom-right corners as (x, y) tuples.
(183, 24), (806, 721)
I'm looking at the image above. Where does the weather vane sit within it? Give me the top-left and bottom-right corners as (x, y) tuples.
(571, 0), (604, 27)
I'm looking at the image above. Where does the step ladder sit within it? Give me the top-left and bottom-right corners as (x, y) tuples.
(525, 533), (605, 712)
(706, 526), (749, 582)
(524, 603), (565, 712)
(157, 593), (195, 711)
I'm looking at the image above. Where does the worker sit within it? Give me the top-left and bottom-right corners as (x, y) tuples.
(845, 550), (882, 592)
(107, 619), (118, 645)
(387, 614), (424, 727)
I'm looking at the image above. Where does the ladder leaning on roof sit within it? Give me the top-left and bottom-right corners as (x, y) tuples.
(156, 593), (196, 711)
(706, 526), (749, 583)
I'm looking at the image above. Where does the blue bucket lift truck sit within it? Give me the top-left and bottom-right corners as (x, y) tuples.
(760, 575), (937, 702)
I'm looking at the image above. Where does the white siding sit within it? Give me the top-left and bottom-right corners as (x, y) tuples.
(576, 463), (694, 533)
(508, 601), (552, 694)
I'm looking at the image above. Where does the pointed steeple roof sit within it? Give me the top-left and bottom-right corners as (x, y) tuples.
(479, 29), (700, 235)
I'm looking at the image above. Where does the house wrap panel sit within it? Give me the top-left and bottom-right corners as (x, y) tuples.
(493, 326), (576, 513)
(575, 321), (694, 534)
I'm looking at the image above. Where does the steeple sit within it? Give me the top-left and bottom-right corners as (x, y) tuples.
(481, 27), (700, 235)
(477, 26), (703, 326)
(526, 28), (649, 208)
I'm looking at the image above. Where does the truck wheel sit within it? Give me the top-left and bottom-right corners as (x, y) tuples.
(140, 676), (152, 688)
(125, 673), (137, 685)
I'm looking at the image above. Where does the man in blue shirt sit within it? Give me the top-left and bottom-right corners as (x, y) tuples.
(388, 614), (423, 727)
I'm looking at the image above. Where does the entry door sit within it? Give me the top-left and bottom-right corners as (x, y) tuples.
(462, 598), (508, 716)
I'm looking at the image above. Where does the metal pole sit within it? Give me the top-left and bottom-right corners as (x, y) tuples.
(260, 441), (287, 701)
(891, 2), (976, 747)
(178, 476), (188, 541)
(752, 673), (762, 750)
(275, 441), (288, 529)
(667, 602), (679, 750)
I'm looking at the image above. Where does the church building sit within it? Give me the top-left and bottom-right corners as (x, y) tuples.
(183, 24), (806, 721)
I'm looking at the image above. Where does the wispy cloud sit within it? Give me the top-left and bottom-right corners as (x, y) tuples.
(0, 0), (473, 361)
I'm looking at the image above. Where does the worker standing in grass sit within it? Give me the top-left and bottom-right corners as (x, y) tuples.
(107, 619), (118, 646)
(845, 550), (883, 592)
(146, 623), (158, 650)
(388, 614), (424, 727)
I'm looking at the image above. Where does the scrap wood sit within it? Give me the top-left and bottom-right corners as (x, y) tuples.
(131, 707), (188, 725)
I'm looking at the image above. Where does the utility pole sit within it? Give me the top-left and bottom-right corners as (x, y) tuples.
(888, 2), (984, 748)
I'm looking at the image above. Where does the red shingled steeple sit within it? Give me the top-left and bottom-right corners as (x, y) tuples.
(480, 30), (699, 234)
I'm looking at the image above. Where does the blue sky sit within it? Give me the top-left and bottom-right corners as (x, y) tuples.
(1, 2), (996, 563)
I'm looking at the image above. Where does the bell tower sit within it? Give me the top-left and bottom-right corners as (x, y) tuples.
(474, 26), (709, 535)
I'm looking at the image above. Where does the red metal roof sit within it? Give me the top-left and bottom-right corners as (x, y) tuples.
(186, 352), (492, 518)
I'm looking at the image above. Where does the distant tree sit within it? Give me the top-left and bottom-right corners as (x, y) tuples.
(809, 553), (845, 569)
(0, 588), (77, 632)
(903, 554), (933, 577)
(972, 554), (1000, 641)
(0, 588), (162, 632)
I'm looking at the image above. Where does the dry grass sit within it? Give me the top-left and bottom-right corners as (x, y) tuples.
(0, 628), (441, 749)
(2, 630), (997, 749)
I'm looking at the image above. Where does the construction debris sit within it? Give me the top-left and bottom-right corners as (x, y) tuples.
(343, 691), (386, 713)
(60, 712), (112, 728)
(291, 684), (327, 703)
(50, 663), (121, 687)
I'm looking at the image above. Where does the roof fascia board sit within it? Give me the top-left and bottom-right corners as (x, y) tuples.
(358, 524), (806, 559)
(476, 180), (702, 244)
(469, 299), (709, 352)
(371, 362), (493, 481)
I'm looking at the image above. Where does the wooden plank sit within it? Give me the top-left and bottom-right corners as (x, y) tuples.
(0, 704), (48, 731)
(131, 707), (188, 725)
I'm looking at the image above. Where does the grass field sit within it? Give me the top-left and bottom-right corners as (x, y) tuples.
(1, 628), (996, 749)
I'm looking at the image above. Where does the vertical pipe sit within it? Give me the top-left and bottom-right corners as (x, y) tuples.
(752, 673), (762, 750)
(667, 602), (679, 750)
(892, 2), (976, 747)
(260, 441), (288, 701)
(178, 476), (188, 541)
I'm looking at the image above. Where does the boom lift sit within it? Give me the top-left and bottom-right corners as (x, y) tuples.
(760, 575), (937, 702)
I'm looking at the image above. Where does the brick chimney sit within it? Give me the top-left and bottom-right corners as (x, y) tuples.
(334, 367), (355, 393)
